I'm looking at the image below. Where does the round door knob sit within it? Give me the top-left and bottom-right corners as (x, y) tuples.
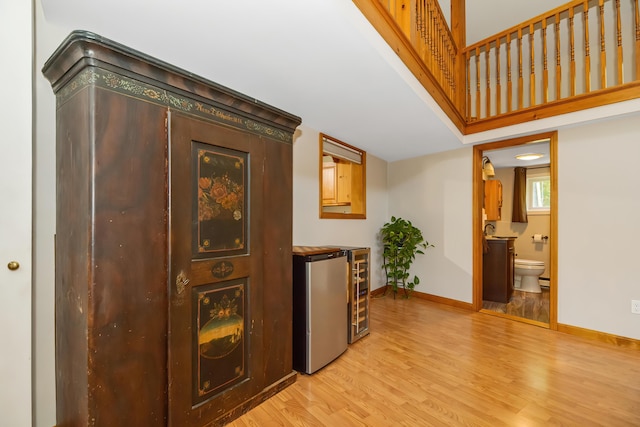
(7, 261), (20, 271)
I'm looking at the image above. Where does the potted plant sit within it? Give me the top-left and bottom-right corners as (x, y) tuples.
(380, 216), (432, 298)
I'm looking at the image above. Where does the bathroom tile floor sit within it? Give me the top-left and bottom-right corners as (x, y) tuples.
(483, 286), (550, 324)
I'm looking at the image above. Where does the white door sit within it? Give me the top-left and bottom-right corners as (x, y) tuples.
(0, 0), (33, 425)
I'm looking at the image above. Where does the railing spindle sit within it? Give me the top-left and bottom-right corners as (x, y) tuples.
(518, 28), (524, 109)
(486, 42), (491, 116)
(636, 0), (640, 79)
(584, 1), (591, 92)
(416, 1), (423, 58)
(496, 37), (502, 114)
(599, 0), (607, 88)
(476, 46), (481, 118)
(466, 51), (472, 119)
(556, 12), (562, 100)
(570, 7), (576, 96)
(615, 0), (623, 84)
(529, 23), (536, 106)
(432, 2), (437, 72)
(449, 42), (455, 97)
(507, 33), (513, 112)
(543, 19), (549, 103)
(440, 25), (445, 87)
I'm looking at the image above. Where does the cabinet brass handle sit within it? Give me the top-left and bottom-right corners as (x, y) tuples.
(7, 261), (20, 271)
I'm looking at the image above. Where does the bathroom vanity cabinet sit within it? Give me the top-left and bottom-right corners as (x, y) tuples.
(43, 31), (301, 427)
(484, 179), (502, 221)
(483, 238), (515, 303)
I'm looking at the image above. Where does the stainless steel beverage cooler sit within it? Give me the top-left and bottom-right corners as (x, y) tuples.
(292, 247), (348, 374)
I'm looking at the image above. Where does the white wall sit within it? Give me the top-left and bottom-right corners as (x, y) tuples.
(1, 1), (33, 425)
(292, 125), (388, 289)
(34, 4), (69, 426)
(558, 114), (640, 340)
(387, 147), (474, 302)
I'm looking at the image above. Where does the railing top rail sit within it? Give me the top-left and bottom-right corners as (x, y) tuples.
(463, 0), (600, 53)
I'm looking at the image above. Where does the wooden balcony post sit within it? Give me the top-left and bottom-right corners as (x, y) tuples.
(395, 0), (412, 39)
(451, 0), (466, 116)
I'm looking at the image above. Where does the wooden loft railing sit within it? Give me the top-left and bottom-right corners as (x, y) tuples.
(414, 1), (457, 108)
(352, 0), (467, 130)
(353, 0), (640, 135)
(465, 0), (640, 133)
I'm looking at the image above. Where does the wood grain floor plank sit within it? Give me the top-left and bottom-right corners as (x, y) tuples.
(227, 294), (640, 426)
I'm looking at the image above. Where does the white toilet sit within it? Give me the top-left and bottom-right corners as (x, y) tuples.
(514, 259), (545, 293)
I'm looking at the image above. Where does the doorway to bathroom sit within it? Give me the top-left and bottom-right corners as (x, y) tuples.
(472, 131), (558, 330)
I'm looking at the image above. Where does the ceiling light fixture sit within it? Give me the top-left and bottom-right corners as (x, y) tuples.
(515, 153), (544, 161)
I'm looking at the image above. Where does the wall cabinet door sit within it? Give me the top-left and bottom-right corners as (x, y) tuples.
(322, 161), (351, 206)
(484, 179), (502, 221)
(322, 163), (337, 204)
(336, 162), (352, 204)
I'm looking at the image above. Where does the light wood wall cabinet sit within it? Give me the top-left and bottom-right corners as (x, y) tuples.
(322, 161), (352, 205)
(43, 31), (301, 426)
(322, 163), (338, 204)
(484, 179), (503, 221)
(336, 162), (352, 204)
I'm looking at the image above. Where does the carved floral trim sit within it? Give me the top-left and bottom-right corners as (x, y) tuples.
(57, 68), (292, 143)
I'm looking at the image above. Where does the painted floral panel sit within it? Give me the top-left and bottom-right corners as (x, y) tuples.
(193, 280), (247, 404)
(194, 144), (247, 257)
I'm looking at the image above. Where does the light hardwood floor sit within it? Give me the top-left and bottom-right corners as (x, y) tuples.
(228, 293), (640, 426)
(483, 287), (550, 324)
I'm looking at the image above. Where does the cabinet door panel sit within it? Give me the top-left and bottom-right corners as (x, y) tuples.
(322, 163), (337, 203)
(168, 112), (265, 425)
(484, 180), (502, 220)
(336, 162), (351, 203)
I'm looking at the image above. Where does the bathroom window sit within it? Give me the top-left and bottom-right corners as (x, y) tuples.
(526, 169), (550, 214)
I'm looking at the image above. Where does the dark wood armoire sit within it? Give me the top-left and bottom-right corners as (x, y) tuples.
(43, 31), (301, 426)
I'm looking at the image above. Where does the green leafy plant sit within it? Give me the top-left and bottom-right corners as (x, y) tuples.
(380, 216), (433, 298)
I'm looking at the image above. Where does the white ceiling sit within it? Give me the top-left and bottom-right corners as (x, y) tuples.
(40, 0), (568, 162)
(484, 140), (550, 169)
